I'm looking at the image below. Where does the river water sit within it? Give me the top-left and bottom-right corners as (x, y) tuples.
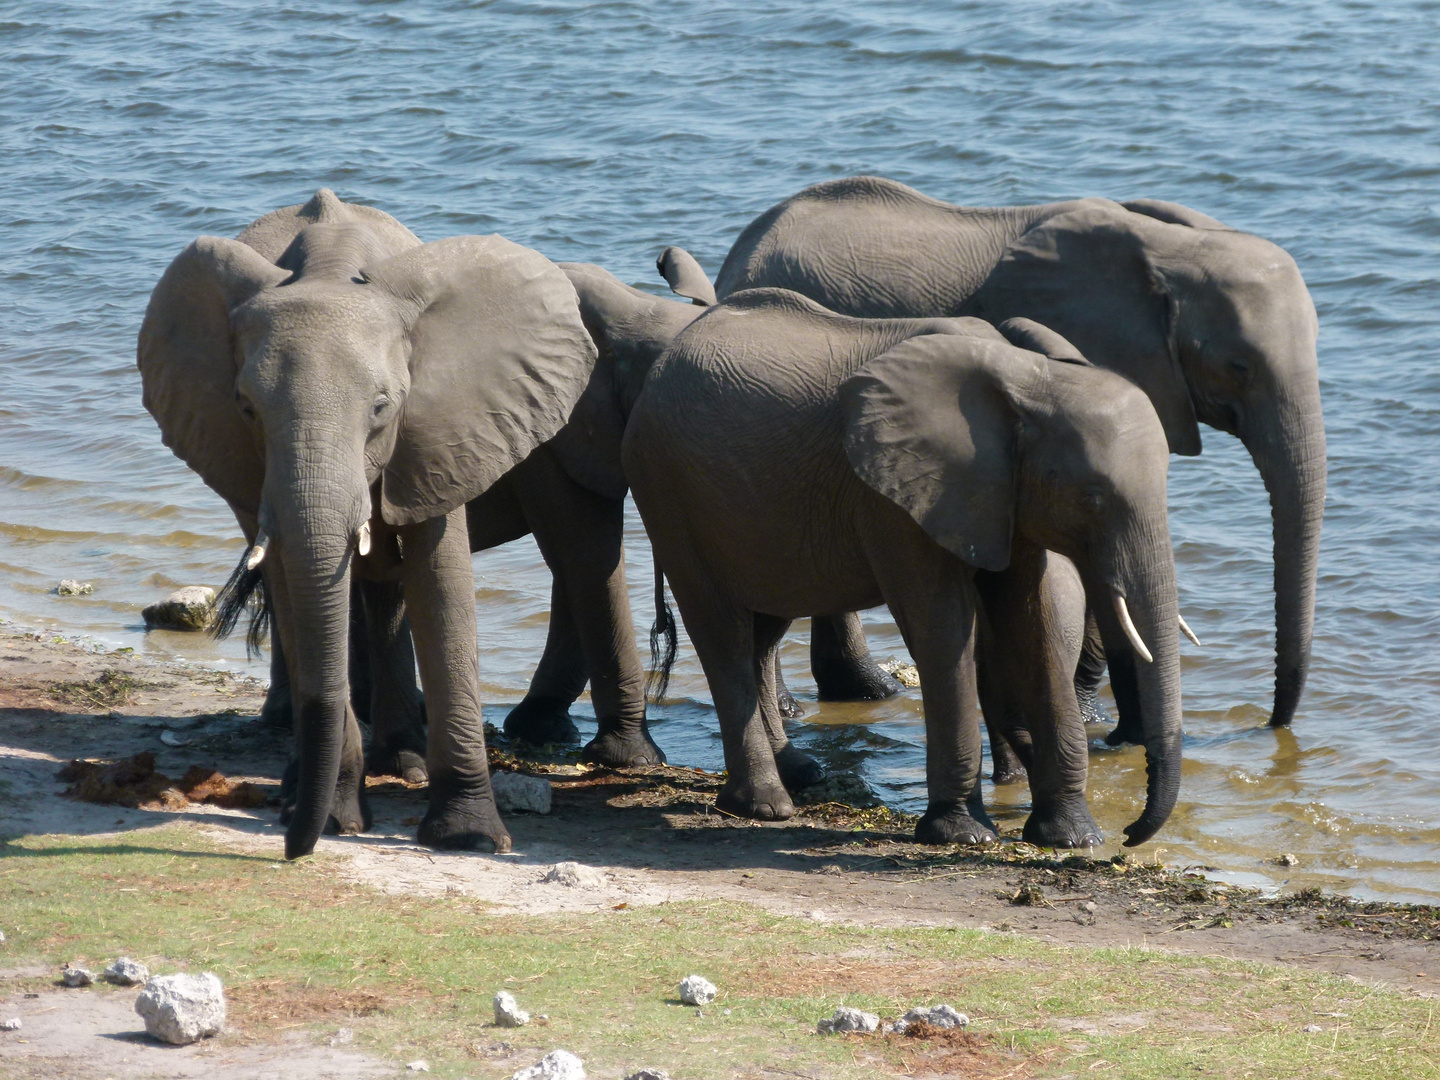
(2, 1), (1437, 901)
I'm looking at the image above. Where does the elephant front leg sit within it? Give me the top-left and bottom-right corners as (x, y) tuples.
(756, 618), (825, 792)
(1075, 608), (1112, 726)
(867, 531), (994, 845)
(977, 549), (1101, 849)
(357, 578), (428, 785)
(811, 612), (905, 701)
(401, 508), (510, 853)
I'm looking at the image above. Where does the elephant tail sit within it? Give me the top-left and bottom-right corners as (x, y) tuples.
(646, 561), (678, 704)
(212, 546), (271, 660)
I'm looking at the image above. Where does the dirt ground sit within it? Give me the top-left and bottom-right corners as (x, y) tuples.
(1, 629), (1436, 1078)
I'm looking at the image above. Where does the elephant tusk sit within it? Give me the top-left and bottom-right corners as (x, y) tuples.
(245, 531), (268, 571)
(356, 520), (371, 557)
(1178, 613), (1203, 647)
(1112, 593), (1154, 664)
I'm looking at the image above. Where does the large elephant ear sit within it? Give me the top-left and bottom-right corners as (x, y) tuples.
(236, 188), (421, 262)
(840, 334), (1020, 571)
(137, 236), (290, 515)
(363, 235), (599, 525)
(973, 204), (1202, 456)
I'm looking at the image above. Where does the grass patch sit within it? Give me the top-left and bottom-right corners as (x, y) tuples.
(44, 668), (151, 710)
(0, 825), (1436, 1079)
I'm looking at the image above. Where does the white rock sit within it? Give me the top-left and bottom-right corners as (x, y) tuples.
(1, 1019), (19, 1032)
(142, 586), (217, 632)
(135, 972), (226, 1045)
(492, 771), (552, 814)
(817, 1005), (880, 1034)
(623, 1071), (669, 1080)
(104, 957), (150, 986)
(510, 1049), (586, 1080)
(61, 965), (95, 987)
(896, 1004), (970, 1032)
(407, 1062), (430, 1073)
(57, 579), (94, 596)
(494, 989), (531, 1027)
(159, 729), (191, 747)
(330, 1026), (354, 1046)
(543, 861), (604, 888)
(1302, 1023), (1324, 1034)
(678, 974), (717, 1006)
(0, 929), (6, 943)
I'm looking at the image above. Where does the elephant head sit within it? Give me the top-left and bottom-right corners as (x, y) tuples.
(544, 262), (705, 500)
(138, 192), (597, 857)
(973, 202), (1325, 728)
(841, 333), (1183, 844)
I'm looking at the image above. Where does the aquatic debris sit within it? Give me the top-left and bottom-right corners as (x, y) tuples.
(56, 580), (93, 596)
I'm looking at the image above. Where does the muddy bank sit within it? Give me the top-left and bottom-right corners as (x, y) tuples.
(0, 627), (1435, 1003)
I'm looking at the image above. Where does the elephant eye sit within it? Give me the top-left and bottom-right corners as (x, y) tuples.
(234, 392), (257, 420)
(372, 397), (390, 417)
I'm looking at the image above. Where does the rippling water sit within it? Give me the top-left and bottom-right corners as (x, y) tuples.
(2, 1), (1437, 901)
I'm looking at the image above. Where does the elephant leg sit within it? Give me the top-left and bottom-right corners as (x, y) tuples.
(357, 578), (428, 784)
(811, 611), (905, 701)
(1075, 608), (1112, 726)
(403, 507), (510, 853)
(503, 577), (585, 746)
(1102, 649), (1145, 747)
(976, 548), (1100, 848)
(260, 623), (294, 731)
(666, 574), (791, 820)
(974, 611), (1031, 785)
(755, 615), (824, 792)
(866, 530), (994, 845)
(517, 455), (663, 767)
(771, 653), (803, 719)
(268, 559), (369, 836)
(347, 578), (372, 731)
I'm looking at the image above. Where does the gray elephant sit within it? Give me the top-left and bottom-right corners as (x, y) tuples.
(138, 189), (598, 859)
(672, 176), (1324, 735)
(623, 289), (1183, 847)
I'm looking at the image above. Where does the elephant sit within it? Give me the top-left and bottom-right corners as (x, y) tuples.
(138, 189), (599, 859)
(623, 288), (1184, 847)
(257, 258), (705, 774)
(669, 176), (1323, 736)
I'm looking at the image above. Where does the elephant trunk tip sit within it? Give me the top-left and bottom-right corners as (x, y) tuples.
(1121, 741), (1181, 847)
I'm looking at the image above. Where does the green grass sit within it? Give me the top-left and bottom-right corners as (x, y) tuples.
(1, 824), (1435, 1079)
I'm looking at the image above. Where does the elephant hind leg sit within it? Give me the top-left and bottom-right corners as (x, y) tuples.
(504, 577), (585, 747)
(811, 612), (904, 701)
(755, 615), (825, 792)
(356, 578), (428, 785)
(1075, 607), (1112, 726)
(666, 577), (792, 821)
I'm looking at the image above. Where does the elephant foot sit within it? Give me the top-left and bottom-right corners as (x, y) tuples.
(716, 774), (794, 821)
(1077, 686), (1112, 726)
(277, 757), (371, 835)
(503, 695), (581, 746)
(991, 759), (1028, 785)
(417, 774), (512, 853)
(776, 686), (804, 719)
(1023, 802), (1103, 849)
(581, 717), (666, 768)
(259, 688), (292, 731)
(775, 742), (826, 792)
(813, 656), (904, 702)
(1103, 715), (1144, 747)
(365, 743), (428, 785)
(915, 801), (997, 845)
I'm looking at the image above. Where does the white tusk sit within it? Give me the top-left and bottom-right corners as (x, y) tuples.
(1178, 613), (1202, 647)
(245, 531), (268, 571)
(1112, 593), (1154, 664)
(356, 520), (371, 557)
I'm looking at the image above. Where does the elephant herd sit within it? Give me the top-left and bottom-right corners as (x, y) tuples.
(137, 178), (1325, 861)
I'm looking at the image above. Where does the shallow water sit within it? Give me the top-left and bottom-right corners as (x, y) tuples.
(2, 1), (1437, 901)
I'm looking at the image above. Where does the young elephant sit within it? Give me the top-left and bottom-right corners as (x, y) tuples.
(624, 289), (1184, 847)
(139, 190), (597, 859)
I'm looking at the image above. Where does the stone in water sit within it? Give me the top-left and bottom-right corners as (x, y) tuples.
(57, 580), (94, 596)
(142, 587), (217, 632)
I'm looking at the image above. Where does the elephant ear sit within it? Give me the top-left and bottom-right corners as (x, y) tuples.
(657, 246), (717, 306)
(1121, 199), (1230, 231)
(237, 188), (421, 263)
(840, 334), (1020, 572)
(137, 236), (291, 515)
(973, 204), (1202, 456)
(363, 235), (599, 525)
(997, 317), (1090, 365)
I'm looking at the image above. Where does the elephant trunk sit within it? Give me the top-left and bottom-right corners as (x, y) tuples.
(1241, 387), (1326, 728)
(266, 451), (369, 861)
(1089, 511), (1184, 847)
